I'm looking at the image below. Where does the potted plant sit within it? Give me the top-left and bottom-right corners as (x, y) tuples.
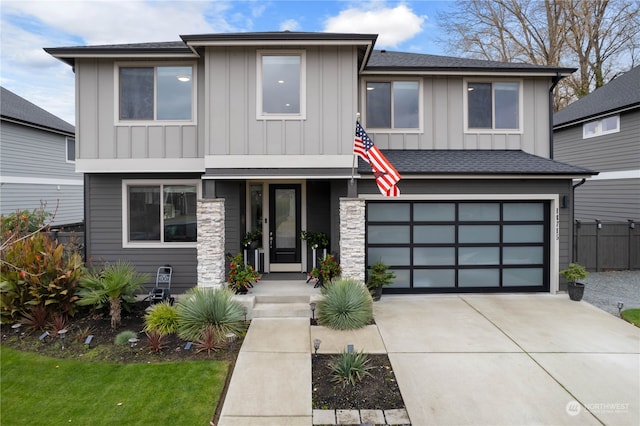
(242, 230), (262, 250)
(560, 263), (589, 301)
(366, 260), (395, 301)
(300, 231), (328, 249)
(227, 253), (261, 294)
(310, 254), (341, 287)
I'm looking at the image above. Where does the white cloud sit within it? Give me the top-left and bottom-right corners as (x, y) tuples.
(324, 3), (425, 48)
(279, 19), (300, 31)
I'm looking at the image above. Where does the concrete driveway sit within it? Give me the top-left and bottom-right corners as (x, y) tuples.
(375, 294), (640, 425)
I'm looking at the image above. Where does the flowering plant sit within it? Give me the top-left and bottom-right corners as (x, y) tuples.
(227, 253), (261, 292)
(310, 254), (341, 285)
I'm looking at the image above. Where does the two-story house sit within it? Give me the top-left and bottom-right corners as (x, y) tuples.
(1, 86), (83, 226)
(45, 31), (594, 295)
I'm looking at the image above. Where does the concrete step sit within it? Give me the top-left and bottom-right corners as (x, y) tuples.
(251, 302), (312, 318)
(255, 294), (311, 304)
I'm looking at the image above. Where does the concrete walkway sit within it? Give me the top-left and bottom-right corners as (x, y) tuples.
(218, 294), (640, 426)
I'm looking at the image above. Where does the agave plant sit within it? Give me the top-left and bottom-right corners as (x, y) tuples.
(176, 287), (246, 342)
(76, 261), (149, 330)
(317, 278), (373, 330)
(329, 350), (373, 387)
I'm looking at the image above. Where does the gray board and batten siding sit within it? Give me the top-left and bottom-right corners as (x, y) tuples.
(85, 174), (199, 293)
(0, 121), (83, 226)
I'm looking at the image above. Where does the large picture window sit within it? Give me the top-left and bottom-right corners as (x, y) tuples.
(257, 51), (305, 119)
(466, 81), (520, 131)
(123, 180), (199, 247)
(366, 80), (419, 129)
(118, 65), (194, 122)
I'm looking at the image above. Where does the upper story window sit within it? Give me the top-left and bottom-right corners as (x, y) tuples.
(583, 114), (620, 139)
(466, 80), (521, 131)
(66, 137), (75, 163)
(366, 80), (420, 129)
(257, 50), (306, 119)
(122, 180), (200, 248)
(118, 64), (194, 122)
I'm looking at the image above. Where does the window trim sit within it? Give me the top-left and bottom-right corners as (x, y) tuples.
(114, 62), (198, 125)
(463, 79), (523, 134)
(582, 114), (620, 139)
(121, 179), (201, 248)
(256, 50), (306, 120)
(362, 77), (423, 132)
(66, 137), (75, 163)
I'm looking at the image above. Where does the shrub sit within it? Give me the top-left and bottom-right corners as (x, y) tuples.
(77, 261), (149, 329)
(144, 301), (179, 335)
(145, 330), (167, 353)
(194, 325), (221, 355)
(176, 287), (246, 342)
(317, 278), (373, 330)
(329, 350), (373, 387)
(114, 330), (138, 346)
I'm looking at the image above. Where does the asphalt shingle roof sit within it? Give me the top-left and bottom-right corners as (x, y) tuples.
(358, 150), (595, 176)
(554, 65), (640, 127)
(1, 86), (74, 134)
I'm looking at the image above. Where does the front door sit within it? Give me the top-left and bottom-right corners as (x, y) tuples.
(269, 184), (301, 270)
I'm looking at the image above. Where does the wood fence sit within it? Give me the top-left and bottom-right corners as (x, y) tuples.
(573, 222), (639, 271)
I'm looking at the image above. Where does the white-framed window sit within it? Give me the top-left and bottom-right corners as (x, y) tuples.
(257, 50), (306, 120)
(583, 114), (620, 139)
(115, 63), (196, 124)
(365, 79), (421, 130)
(465, 80), (522, 132)
(66, 137), (75, 163)
(122, 179), (201, 248)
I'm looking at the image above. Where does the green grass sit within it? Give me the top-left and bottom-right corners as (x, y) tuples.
(0, 346), (229, 425)
(621, 308), (640, 327)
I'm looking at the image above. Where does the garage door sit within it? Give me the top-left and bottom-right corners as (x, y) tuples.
(366, 201), (550, 293)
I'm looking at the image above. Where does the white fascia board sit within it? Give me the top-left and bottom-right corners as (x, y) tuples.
(49, 53), (198, 60)
(386, 174), (595, 180)
(204, 155), (354, 169)
(361, 70), (570, 78)
(186, 40), (374, 48)
(0, 176), (83, 186)
(586, 169), (640, 180)
(75, 158), (204, 173)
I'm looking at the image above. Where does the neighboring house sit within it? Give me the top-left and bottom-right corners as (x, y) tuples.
(554, 66), (640, 223)
(45, 31), (595, 294)
(0, 86), (83, 227)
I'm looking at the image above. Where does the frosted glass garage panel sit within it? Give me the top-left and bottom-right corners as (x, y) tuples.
(459, 269), (499, 287)
(414, 269), (455, 288)
(504, 225), (544, 243)
(368, 225), (410, 244)
(368, 203), (410, 221)
(368, 247), (410, 266)
(459, 225), (499, 243)
(387, 269), (410, 288)
(459, 247), (499, 265)
(414, 203), (455, 221)
(459, 203), (499, 221)
(504, 203), (543, 221)
(503, 247), (543, 264)
(414, 225), (455, 243)
(414, 247), (455, 265)
(503, 268), (543, 286)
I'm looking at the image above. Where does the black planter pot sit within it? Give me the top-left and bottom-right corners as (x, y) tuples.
(568, 282), (585, 301)
(370, 287), (383, 301)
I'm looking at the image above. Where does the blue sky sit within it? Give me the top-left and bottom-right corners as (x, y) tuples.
(1, 0), (455, 125)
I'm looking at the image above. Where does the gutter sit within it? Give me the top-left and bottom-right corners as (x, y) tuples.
(570, 178), (586, 263)
(548, 72), (564, 159)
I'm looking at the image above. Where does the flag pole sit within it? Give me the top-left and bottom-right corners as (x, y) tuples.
(351, 112), (360, 184)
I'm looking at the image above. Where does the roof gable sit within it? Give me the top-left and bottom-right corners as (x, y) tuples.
(554, 65), (640, 127)
(0, 86), (74, 135)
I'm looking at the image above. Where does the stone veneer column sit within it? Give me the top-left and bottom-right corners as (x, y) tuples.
(197, 199), (225, 288)
(339, 198), (366, 282)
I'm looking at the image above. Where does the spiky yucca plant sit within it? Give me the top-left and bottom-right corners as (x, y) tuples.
(329, 350), (373, 387)
(144, 301), (179, 335)
(176, 287), (246, 342)
(317, 278), (373, 330)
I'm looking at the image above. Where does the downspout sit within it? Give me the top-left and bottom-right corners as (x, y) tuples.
(571, 178), (587, 263)
(548, 72), (563, 159)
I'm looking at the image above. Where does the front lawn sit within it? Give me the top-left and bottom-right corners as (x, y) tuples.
(621, 308), (640, 327)
(1, 346), (229, 425)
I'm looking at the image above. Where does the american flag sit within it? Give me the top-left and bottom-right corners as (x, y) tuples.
(354, 121), (401, 197)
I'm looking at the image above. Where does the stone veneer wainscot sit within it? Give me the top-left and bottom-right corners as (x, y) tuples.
(339, 198), (366, 282)
(197, 198), (226, 288)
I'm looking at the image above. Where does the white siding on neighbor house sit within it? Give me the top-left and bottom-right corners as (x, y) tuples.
(75, 59), (203, 163)
(0, 121), (83, 225)
(366, 77), (552, 157)
(206, 45), (358, 161)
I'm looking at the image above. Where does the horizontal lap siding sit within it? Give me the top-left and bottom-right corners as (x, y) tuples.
(85, 174), (198, 294)
(574, 179), (640, 222)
